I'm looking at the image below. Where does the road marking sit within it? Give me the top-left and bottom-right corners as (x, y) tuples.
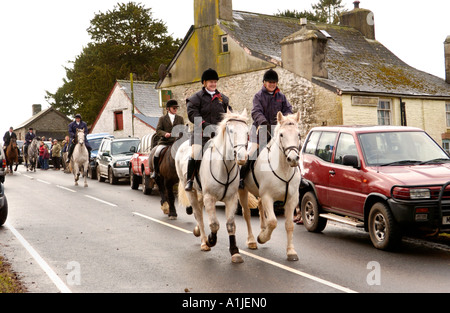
(239, 250), (357, 293)
(23, 174), (33, 179)
(4, 222), (72, 293)
(85, 195), (117, 207)
(133, 212), (193, 234)
(132, 212), (358, 293)
(37, 179), (51, 185)
(56, 185), (77, 193)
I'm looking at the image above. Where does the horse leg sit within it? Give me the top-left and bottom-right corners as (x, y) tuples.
(257, 195), (277, 244)
(224, 196), (244, 264)
(238, 189), (257, 250)
(165, 180), (177, 220)
(155, 176), (169, 215)
(83, 164), (88, 187)
(284, 196), (299, 261)
(73, 164), (79, 186)
(204, 193), (219, 248)
(189, 191), (210, 251)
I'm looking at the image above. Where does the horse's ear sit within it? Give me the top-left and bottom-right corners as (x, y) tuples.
(227, 107), (231, 114)
(277, 111), (284, 124)
(296, 111), (301, 123)
(241, 108), (248, 119)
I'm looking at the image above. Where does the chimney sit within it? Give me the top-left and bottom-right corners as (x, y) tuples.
(32, 104), (42, 116)
(340, 1), (375, 40)
(445, 36), (450, 84)
(281, 26), (328, 80)
(194, 0), (232, 28)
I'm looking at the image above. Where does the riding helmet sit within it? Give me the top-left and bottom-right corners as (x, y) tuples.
(75, 114), (82, 119)
(201, 68), (219, 83)
(166, 99), (179, 108)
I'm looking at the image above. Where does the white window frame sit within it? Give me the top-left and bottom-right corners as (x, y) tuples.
(378, 99), (392, 126)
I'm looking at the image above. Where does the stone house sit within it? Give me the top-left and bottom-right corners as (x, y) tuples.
(90, 80), (163, 139)
(14, 104), (72, 140)
(156, 0), (450, 151)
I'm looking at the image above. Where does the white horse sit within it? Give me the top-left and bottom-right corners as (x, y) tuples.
(239, 112), (302, 261)
(71, 129), (89, 187)
(177, 109), (249, 263)
(27, 138), (39, 172)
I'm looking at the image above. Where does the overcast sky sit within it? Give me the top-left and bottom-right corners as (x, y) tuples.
(0, 0), (449, 132)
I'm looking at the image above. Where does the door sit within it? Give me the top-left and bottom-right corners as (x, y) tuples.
(327, 132), (365, 218)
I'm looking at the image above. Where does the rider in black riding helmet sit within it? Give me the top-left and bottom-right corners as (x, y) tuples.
(66, 114), (92, 163)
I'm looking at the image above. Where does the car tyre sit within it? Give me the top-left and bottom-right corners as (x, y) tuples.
(130, 168), (140, 190)
(301, 191), (327, 233)
(97, 166), (105, 182)
(142, 174), (152, 195)
(0, 196), (8, 226)
(108, 167), (118, 185)
(368, 202), (402, 251)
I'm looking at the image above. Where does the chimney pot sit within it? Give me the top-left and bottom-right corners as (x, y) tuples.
(354, 1), (360, 9)
(300, 18), (307, 26)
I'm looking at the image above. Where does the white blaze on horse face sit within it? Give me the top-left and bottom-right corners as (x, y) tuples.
(280, 125), (301, 167)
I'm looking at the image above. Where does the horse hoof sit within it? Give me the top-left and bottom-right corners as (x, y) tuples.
(206, 233), (217, 248)
(169, 215), (177, 220)
(247, 241), (258, 250)
(193, 226), (201, 237)
(232, 254), (244, 264)
(287, 253), (299, 262)
(84, 184), (88, 188)
(161, 202), (169, 215)
(201, 244), (211, 251)
(257, 235), (267, 245)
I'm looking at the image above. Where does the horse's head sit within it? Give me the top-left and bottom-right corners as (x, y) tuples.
(220, 108), (249, 166)
(275, 111), (301, 167)
(76, 129), (85, 145)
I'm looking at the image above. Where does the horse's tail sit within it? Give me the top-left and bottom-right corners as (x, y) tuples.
(177, 180), (191, 207)
(247, 193), (259, 209)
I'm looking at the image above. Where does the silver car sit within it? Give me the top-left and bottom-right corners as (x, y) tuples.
(0, 181), (7, 226)
(0, 145), (6, 184)
(96, 137), (140, 185)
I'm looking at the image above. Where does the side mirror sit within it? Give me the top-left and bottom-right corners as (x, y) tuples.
(102, 151), (110, 157)
(342, 155), (360, 169)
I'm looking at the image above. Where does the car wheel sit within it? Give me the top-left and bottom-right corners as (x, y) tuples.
(0, 196), (8, 226)
(368, 202), (402, 251)
(108, 167), (118, 185)
(97, 166), (105, 182)
(130, 168), (139, 190)
(301, 191), (327, 233)
(142, 174), (152, 195)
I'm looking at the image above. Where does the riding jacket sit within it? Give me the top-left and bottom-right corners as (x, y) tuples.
(251, 86), (293, 143)
(155, 113), (185, 146)
(187, 88), (232, 145)
(68, 120), (91, 149)
(3, 131), (17, 147)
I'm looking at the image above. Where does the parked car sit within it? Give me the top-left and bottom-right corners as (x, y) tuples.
(87, 133), (114, 179)
(96, 137), (140, 184)
(0, 147), (6, 183)
(130, 133), (154, 194)
(0, 181), (7, 226)
(300, 125), (450, 250)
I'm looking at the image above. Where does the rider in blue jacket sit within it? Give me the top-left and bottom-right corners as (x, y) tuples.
(66, 114), (91, 163)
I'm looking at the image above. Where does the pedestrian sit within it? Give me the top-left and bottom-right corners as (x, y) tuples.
(239, 69), (293, 189)
(39, 141), (45, 169)
(52, 139), (61, 170)
(150, 100), (184, 179)
(184, 68), (232, 191)
(43, 144), (50, 170)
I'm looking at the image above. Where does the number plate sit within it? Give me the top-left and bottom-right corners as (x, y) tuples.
(443, 216), (450, 225)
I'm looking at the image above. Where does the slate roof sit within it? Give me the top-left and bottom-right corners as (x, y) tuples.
(15, 106), (71, 129)
(117, 80), (162, 116)
(218, 11), (450, 98)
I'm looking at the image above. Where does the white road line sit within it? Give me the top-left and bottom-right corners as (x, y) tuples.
(4, 222), (72, 293)
(133, 212), (358, 293)
(37, 179), (51, 185)
(56, 185), (77, 193)
(23, 174), (33, 179)
(133, 212), (193, 234)
(85, 195), (117, 207)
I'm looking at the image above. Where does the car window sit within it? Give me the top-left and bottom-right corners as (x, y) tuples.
(334, 133), (358, 165)
(316, 132), (338, 162)
(304, 131), (321, 155)
(111, 140), (139, 155)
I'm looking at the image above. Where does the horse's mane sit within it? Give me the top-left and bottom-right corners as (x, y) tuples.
(216, 111), (249, 137)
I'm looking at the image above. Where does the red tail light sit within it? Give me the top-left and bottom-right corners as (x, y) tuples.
(1, 160), (6, 168)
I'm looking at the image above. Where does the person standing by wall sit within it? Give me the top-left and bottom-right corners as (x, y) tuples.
(52, 139), (61, 170)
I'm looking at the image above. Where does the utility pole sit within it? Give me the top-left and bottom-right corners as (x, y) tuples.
(130, 73), (135, 137)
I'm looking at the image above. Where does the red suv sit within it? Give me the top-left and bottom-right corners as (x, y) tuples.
(300, 126), (450, 250)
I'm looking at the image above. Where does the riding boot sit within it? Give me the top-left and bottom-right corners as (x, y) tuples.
(150, 156), (160, 179)
(239, 160), (251, 189)
(66, 142), (75, 163)
(184, 157), (196, 191)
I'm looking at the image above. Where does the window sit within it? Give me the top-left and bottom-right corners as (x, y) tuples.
(334, 133), (358, 165)
(114, 111), (124, 131)
(378, 99), (391, 125)
(304, 131), (321, 155)
(316, 132), (338, 162)
(446, 103), (450, 128)
(443, 140), (450, 155)
(221, 35), (229, 53)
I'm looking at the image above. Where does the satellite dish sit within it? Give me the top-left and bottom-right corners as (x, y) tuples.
(158, 64), (168, 80)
